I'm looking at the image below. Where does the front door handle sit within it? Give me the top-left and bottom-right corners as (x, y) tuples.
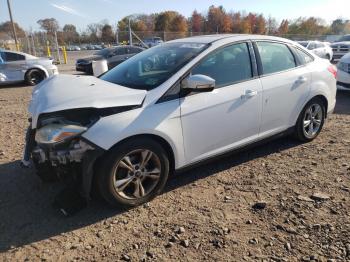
(242, 90), (258, 99)
(295, 76), (307, 84)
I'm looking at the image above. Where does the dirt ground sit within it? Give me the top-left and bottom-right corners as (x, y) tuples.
(0, 71), (350, 261)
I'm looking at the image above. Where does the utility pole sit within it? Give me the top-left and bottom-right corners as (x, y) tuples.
(7, 0), (19, 50)
(128, 18), (132, 46)
(54, 30), (60, 63)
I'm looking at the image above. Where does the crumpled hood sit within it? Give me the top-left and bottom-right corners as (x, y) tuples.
(29, 74), (146, 128)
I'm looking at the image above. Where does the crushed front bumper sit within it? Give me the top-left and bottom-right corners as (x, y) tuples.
(23, 127), (104, 200)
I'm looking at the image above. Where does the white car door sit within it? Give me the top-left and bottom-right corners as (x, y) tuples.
(255, 41), (311, 137)
(1, 51), (26, 81)
(180, 42), (263, 164)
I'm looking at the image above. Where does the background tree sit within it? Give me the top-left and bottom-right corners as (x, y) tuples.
(170, 14), (188, 34)
(206, 5), (226, 32)
(230, 12), (242, 33)
(190, 10), (205, 32)
(0, 21), (26, 39)
(101, 24), (114, 43)
(330, 19), (350, 34)
(63, 24), (79, 44)
(278, 19), (289, 35)
(86, 23), (102, 42)
(154, 11), (179, 31)
(266, 16), (278, 35)
(37, 18), (59, 35)
(255, 15), (266, 34)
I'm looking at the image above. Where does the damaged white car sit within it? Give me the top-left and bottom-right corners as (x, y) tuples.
(24, 35), (336, 209)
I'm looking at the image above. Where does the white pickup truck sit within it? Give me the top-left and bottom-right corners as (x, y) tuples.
(331, 35), (350, 62)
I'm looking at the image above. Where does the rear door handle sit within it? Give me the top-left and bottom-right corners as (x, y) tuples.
(242, 90), (258, 99)
(295, 76), (307, 84)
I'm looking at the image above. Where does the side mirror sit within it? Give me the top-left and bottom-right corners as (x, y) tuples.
(182, 74), (215, 92)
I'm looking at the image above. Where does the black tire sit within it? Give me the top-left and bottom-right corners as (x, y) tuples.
(294, 97), (326, 142)
(97, 137), (170, 207)
(25, 69), (46, 86)
(325, 54), (331, 61)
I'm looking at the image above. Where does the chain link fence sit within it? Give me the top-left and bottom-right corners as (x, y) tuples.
(0, 31), (344, 62)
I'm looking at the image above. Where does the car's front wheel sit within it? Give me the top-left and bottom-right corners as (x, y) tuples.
(97, 138), (170, 207)
(25, 69), (46, 85)
(294, 98), (325, 142)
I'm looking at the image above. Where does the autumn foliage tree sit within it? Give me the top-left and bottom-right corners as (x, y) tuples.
(190, 10), (204, 32)
(0, 21), (26, 38)
(278, 19), (289, 35)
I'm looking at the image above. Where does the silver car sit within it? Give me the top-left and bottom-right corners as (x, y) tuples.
(0, 50), (58, 85)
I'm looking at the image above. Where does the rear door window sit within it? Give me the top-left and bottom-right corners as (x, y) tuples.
(256, 42), (296, 75)
(292, 47), (314, 65)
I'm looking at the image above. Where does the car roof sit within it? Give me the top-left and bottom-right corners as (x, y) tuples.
(168, 34), (296, 45)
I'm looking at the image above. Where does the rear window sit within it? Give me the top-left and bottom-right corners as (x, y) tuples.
(2, 52), (25, 62)
(256, 42), (296, 75)
(293, 47), (314, 65)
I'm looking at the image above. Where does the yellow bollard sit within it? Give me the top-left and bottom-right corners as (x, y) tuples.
(16, 43), (20, 51)
(62, 46), (68, 64)
(46, 45), (51, 57)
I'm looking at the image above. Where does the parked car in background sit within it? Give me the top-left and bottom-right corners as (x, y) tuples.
(25, 35), (336, 208)
(76, 45), (144, 74)
(143, 37), (163, 47)
(0, 49), (58, 85)
(298, 41), (333, 60)
(66, 45), (81, 51)
(337, 52), (350, 90)
(331, 34), (350, 62)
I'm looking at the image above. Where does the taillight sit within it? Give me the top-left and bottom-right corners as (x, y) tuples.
(328, 65), (337, 78)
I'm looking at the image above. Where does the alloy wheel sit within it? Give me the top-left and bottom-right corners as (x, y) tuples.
(302, 103), (323, 139)
(112, 149), (161, 200)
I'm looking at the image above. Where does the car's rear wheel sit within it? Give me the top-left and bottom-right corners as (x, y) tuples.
(294, 98), (325, 142)
(25, 69), (46, 85)
(97, 138), (169, 207)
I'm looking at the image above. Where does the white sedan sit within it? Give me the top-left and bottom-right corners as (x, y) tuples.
(24, 35), (337, 209)
(298, 41), (333, 60)
(0, 50), (58, 85)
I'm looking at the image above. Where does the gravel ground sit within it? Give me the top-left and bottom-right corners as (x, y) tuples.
(0, 71), (349, 261)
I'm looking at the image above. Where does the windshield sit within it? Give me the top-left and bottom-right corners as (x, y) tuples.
(338, 35), (350, 42)
(100, 42), (209, 90)
(94, 48), (112, 57)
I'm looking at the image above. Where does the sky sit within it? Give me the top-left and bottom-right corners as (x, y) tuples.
(1, 0), (349, 31)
